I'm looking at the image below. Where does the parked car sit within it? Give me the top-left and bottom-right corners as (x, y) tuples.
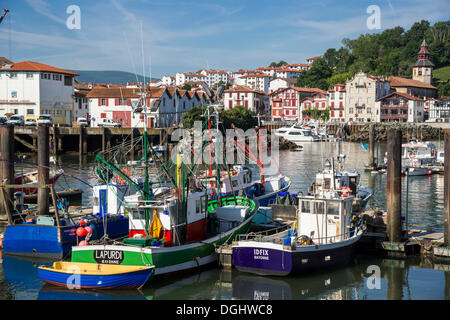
(37, 115), (53, 126)
(25, 118), (37, 126)
(77, 117), (89, 127)
(0, 117), (7, 125)
(97, 118), (121, 128)
(7, 115), (24, 126)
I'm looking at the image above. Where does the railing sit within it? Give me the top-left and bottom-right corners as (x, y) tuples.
(355, 103), (365, 108)
(236, 223), (293, 242)
(237, 223), (363, 246)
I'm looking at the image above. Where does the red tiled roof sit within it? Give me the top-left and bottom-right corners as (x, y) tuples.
(377, 91), (424, 102)
(239, 74), (271, 78)
(86, 87), (166, 99)
(1, 61), (79, 76)
(388, 76), (437, 90)
(224, 85), (267, 95)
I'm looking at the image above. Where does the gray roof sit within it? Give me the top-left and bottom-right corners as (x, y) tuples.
(412, 59), (435, 68)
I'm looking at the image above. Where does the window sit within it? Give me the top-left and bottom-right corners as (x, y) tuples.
(367, 108), (371, 114)
(26, 73), (34, 79)
(11, 91), (17, 98)
(64, 76), (73, 86)
(9, 73), (17, 79)
(26, 109), (34, 115)
(301, 200), (310, 213)
(195, 200), (201, 213)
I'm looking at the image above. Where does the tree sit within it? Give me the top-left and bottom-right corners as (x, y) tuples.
(269, 60), (288, 67)
(438, 83), (450, 97)
(181, 83), (192, 91)
(180, 105), (207, 128)
(296, 58), (332, 90)
(320, 108), (330, 121)
(220, 105), (258, 131)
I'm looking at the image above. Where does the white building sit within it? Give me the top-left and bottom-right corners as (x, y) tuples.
(237, 74), (271, 93)
(162, 76), (176, 86)
(87, 86), (206, 128)
(375, 92), (424, 123)
(200, 70), (230, 88)
(223, 85), (269, 115)
(269, 78), (297, 93)
(328, 84), (346, 122)
(274, 68), (302, 80)
(345, 72), (390, 123)
(175, 73), (207, 86)
(429, 98), (450, 122)
(286, 63), (312, 71)
(0, 61), (77, 125)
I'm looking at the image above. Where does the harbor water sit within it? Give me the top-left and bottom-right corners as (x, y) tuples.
(1, 141), (449, 300)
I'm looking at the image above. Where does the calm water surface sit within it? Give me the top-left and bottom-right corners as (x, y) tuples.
(1, 141), (449, 300)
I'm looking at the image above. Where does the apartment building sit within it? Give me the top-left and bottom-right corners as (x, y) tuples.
(0, 61), (77, 125)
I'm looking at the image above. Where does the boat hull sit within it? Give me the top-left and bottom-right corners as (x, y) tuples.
(38, 265), (154, 289)
(2, 216), (129, 259)
(71, 211), (256, 277)
(232, 233), (362, 276)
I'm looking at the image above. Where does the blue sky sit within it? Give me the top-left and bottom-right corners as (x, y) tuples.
(0, 0), (449, 78)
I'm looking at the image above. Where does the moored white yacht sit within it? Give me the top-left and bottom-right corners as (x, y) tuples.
(273, 124), (321, 144)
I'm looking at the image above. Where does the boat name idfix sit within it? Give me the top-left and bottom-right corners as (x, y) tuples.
(253, 249), (269, 260)
(93, 249), (124, 264)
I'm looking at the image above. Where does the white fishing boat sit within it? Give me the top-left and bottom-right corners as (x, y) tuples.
(232, 190), (364, 276)
(401, 139), (437, 167)
(312, 157), (373, 213)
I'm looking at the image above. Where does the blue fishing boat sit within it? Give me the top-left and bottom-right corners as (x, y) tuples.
(2, 184), (131, 259)
(38, 262), (155, 289)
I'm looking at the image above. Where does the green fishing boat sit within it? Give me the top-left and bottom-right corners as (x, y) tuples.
(70, 86), (258, 278)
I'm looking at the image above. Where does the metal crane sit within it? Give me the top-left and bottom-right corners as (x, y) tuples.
(0, 8), (9, 25)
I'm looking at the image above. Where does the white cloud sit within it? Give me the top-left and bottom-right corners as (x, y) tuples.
(25, 0), (66, 25)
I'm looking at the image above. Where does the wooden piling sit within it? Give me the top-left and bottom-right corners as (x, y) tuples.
(386, 129), (402, 242)
(37, 125), (49, 215)
(444, 129), (450, 246)
(0, 125), (14, 218)
(79, 126), (84, 156)
(368, 124), (375, 168)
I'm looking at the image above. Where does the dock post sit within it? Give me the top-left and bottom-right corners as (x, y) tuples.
(130, 128), (135, 162)
(368, 124), (375, 168)
(37, 125), (49, 215)
(79, 126), (84, 156)
(386, 129), (402, 242)
(0, 125), (15, 218)
(444, 129), (450, 246)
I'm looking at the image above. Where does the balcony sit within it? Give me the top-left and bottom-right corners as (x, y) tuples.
(381, 104), (408, 109)
(355, 103), (365, 109)
(380, 113), (408, 120)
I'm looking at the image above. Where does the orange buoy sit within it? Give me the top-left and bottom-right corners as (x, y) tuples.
(76, 227), (87, 237)
(84, 226), (93, 235)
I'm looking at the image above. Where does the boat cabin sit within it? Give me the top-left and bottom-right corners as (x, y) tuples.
(401, 140), (437, 166)
(297, 195), (356, 245)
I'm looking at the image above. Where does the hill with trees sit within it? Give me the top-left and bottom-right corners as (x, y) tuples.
(295, 20), (450, 96)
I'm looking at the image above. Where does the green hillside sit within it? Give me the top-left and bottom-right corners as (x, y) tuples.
(434, 66), (450, 83)
(72, 70), (155, 84)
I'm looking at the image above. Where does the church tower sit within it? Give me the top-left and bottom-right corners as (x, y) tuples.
(412, 39), (434, 85)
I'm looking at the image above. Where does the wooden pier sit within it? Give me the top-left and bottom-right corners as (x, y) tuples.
(12, 126), (175, 155)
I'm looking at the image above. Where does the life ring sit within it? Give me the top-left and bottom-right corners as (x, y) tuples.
(408, 152), (415, 159)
